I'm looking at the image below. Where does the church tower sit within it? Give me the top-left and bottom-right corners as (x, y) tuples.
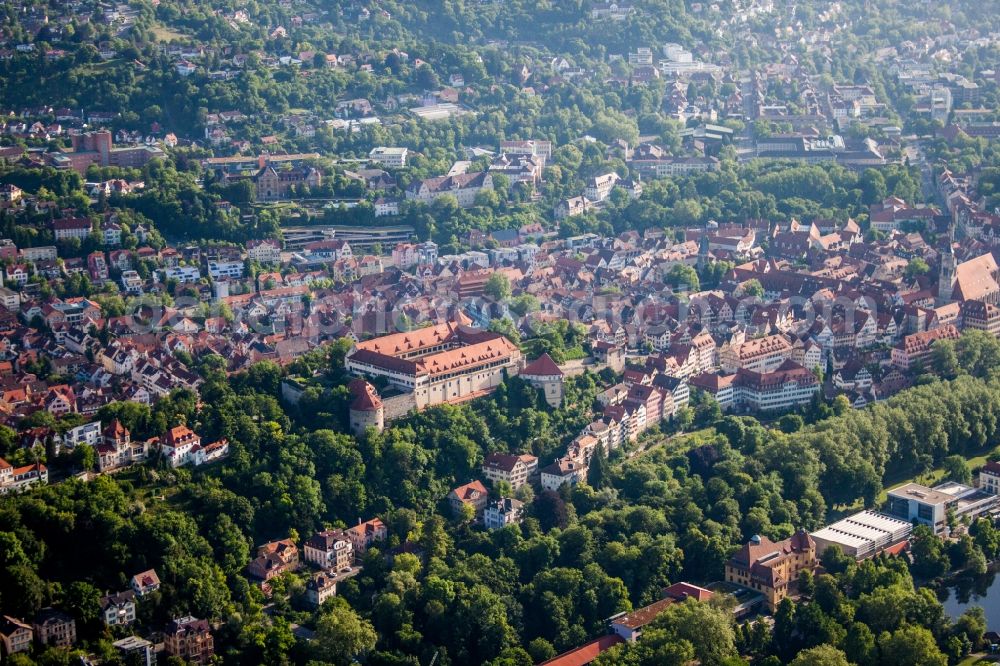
(697, 233), (711, 271)
(938, 227), (956, 304)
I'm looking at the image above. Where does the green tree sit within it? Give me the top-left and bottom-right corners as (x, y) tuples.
(789, 645), (851, 666)
(485, 273), (512, 302)
(587, 445), (611, 489)
(313, 599), (378, 665)
(909, 525), (951, 579)
(638, 599), (737, 666)
(877, 625), (947, 666)
(74, 443), (96, 471)
(905, 257), (930, 281)
(931, 340), (960, 379)
(667, 263), (700, 292)
(953, 606), (987, 651)
(742, 279), (764, 298)
(942, 455), (972, 484)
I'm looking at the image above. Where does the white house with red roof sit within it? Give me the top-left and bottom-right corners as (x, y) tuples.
(191, 439), (229, 466)
(159, 425), (201, 467)
(130, 569), (160, 596)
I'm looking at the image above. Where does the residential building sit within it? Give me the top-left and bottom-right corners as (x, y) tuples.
(97, 419), (149, 472)
(20, 246), (57, 263)
(540, 457), (588, 491)
(207, 260), (245, 280)
(375, 197), (401, 217)
(346, 518), (387, 556)
(162, 266), (202, 282)
(0, 616), (32, 655)
(719, 334), (793, 373)
(891, 324), (961, 371)
(555, 196), (594, 219)
(52, 217), (92, 241)
(304, 530), (354, 570)
(102, 222), (122, 246)
(405, 172), (493, 208)
(120, 270), (143, 294)
(448, 480), (489, 517)
(0, 287), (21, 311)
(628, 47), (654, 66)
(113, 636), (155, 666)
(725, 531), (817, 611)
(4, 264), (29, 288)
(247, 238), (282, 264)
(130, 569), (160, 596)
(0, 458), (49, 494)
(64, 420), (102, 448)
(483, 497), (525, 530)
(159, 425), (201, 467)
(100, 590), (137, 626)
(482, 452), (537, 489)
(584, 173), (620, 203)
(33, 608), (76, 648)
(192, 439), (229, 466)
(306, 572), (338, 607)
(163, 616), (214, 666)
(246, 539), (299, 581)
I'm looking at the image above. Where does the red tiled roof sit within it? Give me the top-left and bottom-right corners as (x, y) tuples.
(540, 634), (624, 666)
(521, 352), (563, 377)
(663, 582), (714, 602)
(883, 540), (909, 556)
(611, 597), (675, 630)
(450, 480), (488, 501)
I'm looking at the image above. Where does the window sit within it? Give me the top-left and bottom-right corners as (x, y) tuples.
(917, 504), (934, 522)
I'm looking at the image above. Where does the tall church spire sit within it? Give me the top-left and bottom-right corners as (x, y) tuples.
(938, 224), (956, 304)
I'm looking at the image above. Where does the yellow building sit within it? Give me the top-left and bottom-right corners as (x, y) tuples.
(725, 531), (816, 611)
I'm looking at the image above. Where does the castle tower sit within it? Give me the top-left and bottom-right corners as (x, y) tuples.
(519, 353), (565, 408)
(348, 379), (384, 436)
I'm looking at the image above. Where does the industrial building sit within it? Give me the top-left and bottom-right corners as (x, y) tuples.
(810, 510), (912, 560)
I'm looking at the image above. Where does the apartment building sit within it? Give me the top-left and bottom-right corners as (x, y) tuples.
(482, 452), (538, 489)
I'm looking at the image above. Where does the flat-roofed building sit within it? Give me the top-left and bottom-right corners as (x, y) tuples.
(113, 636), (154, 666)
(369, 147), (408, 168)
(810, 510), (912, 560)
(886, 481), (1000, 535)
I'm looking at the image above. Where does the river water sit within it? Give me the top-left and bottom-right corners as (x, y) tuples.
(938, 569), (1000, 628)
